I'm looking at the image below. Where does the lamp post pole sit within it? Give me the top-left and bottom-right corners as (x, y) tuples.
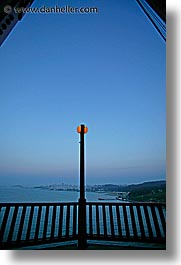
(77, 124), (88, 249)
(80, 124), (85, 202)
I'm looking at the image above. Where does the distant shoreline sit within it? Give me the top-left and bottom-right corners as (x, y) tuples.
(8, 180), (166, 203)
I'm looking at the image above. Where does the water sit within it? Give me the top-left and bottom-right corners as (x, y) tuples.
(0, 186), (117, 202)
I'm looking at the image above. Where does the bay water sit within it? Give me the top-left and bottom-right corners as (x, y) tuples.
(0, 186), (117, 202)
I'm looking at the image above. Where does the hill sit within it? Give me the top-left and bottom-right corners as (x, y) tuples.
(121, 180), (166, 202)
(101, 180), (166, 202)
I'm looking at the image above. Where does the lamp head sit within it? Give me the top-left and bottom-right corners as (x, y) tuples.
(77, 124), (88, 134)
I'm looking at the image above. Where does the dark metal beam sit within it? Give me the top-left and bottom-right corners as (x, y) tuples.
(136, 0), (166, 41)
(145, 0), (166, 23)
(0, 0), (34, 46)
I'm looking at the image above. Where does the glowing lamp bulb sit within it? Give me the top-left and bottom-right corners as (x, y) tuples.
(77, 125), (88, 134)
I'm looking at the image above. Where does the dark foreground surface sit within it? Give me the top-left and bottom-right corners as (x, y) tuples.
(15, 241), (166, 250)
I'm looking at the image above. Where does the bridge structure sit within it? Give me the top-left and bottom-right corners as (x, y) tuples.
(0, 0), (34, 46)
(136, 0), (166, 41)
(0, 0), (166, 46)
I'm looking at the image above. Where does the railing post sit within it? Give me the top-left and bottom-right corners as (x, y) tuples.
(77, 124), (87, 249)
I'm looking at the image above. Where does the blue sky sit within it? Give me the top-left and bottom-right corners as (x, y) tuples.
(0, 0), (166, 185)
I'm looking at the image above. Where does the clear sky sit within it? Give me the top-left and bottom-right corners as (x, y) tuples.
(0, 0), (166, 186)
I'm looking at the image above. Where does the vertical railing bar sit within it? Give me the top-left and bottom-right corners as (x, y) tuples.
(109, 205), (115, 238)
(0, 206), (10, 242)
(123, 205), (130, 238)
(102, 204), (107, 238)
(50, 205), (57, 239)
(158, 205), (166, 236)
(129, 205), (137, 238)
(73, 204), (77, 237)
(151, 205), (162, 239)
(66, 205), (70, 238)
(96, 205), (100, 237)
(136, 205), (146, 239)
(58, 205), (63, 238)
(89, 204), (93, 236)
(143, 205), (153, 239)
(116, 204), (122, 238)
(43, 206), (50, 239)
(7, 206), (19, 243)
(16, 206), (27, 242)
(26, 206), (34, 241)
(34, 205), (42, 241)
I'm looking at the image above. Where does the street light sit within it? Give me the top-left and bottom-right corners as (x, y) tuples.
(77, 124), (88, 249)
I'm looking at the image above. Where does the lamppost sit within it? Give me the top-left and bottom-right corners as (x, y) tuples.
(77, 124), (88, 249)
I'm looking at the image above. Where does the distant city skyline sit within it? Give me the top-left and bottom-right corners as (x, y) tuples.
(0, 0), (166, 186)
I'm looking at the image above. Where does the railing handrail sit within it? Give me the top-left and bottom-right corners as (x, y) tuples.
(0, 202), (78, 207)
(0, 201), (166, 206)
(86, 202), (166, 206)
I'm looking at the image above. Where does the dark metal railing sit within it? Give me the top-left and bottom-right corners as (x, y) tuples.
(0, 202), (78, 249)
(0, 202), (166, 249)
(86, 202), (166, 244)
